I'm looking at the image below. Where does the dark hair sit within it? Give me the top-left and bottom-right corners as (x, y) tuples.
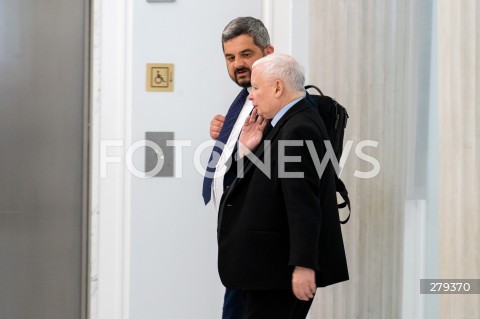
(222, 17), (271, 49)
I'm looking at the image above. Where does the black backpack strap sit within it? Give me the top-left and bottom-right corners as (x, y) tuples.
(306, 88), (351, 225)
(305, 85), (324, 96)
(335, 177), (351, 224)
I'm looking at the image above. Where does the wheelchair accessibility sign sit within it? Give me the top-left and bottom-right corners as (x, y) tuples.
(146, 63), (174, 92)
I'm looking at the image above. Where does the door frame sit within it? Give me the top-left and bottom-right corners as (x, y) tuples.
(88, 0), (133, 318)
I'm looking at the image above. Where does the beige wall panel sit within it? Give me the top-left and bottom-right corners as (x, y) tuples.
(306, 0), (446, 317)
(309, 0), (409, 318)
(438, 0), (480, 318)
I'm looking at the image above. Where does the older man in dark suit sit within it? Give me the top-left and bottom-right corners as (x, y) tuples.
(217, 54), (349, 319)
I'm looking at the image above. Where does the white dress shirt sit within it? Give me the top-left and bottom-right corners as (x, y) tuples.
(212, 98), (254, 210)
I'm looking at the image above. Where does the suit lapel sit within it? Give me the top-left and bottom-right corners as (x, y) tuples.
(244, 98), (310, 175)
(220, 98), (312, 206)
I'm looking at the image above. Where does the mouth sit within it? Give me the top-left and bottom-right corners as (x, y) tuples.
(235, 67), (250, 78)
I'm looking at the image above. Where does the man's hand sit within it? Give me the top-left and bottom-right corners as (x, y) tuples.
(238, 108), (268, 156)
(210, 114), (225, 140)
(292, 266), (316, 301)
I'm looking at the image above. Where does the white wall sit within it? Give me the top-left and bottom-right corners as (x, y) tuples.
(129, 1), (262, 318)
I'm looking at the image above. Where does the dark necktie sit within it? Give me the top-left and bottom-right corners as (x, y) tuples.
(202, 88), (249, 205)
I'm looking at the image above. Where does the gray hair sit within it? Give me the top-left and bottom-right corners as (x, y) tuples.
(252, 54), (305, 92)
(222, 17), (271, 49)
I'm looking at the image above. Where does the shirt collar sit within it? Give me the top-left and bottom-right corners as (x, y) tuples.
(271, 95), (305, 127)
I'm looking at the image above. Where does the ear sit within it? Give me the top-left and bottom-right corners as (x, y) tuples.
(274, 80), (284, 97)
(264, 45), (274, 55)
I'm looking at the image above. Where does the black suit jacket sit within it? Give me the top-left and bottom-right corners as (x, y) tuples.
(217, 98), (349, 290)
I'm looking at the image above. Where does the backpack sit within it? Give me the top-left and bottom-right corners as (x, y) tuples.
(305, 85), (351, 224)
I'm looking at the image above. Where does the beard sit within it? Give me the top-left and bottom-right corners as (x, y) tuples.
(234, 66), (251, 87)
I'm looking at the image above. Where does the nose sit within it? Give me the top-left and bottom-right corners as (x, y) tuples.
(234, 56), (246, 69)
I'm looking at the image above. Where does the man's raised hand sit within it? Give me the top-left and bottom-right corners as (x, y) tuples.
(238, 108), (268, 156)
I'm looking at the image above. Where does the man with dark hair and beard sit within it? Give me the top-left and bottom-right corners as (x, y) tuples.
(202, 17), (274, 319)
